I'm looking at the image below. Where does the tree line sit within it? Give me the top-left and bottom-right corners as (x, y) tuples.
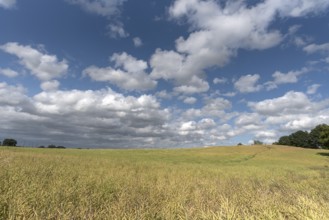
(1, 138), (66, 149)
(274, 124), (329, 149)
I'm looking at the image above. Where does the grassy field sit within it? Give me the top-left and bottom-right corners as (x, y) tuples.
(0, 145), (328, 219)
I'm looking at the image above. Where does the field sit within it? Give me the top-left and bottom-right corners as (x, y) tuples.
(0, 145), (329, 219)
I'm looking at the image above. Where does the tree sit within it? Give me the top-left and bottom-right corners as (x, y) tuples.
(309, 124), (329, 149)
(289, 130), (310, 148)
(319, 126), (329, 149)
(48, 144), (56, 148)
(277, 136), (291, 146)
(3, 139), (17, 146)
(275, 124), (329, 149)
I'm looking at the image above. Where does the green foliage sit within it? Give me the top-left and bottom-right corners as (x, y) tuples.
(47, 145), (66, 149)
(277, 135), (291, 146)
(276, 124), (329, 149)
(289, 130), (310, 148)
(319, 126), (329, 149)
(2, 139), (17, 146)
(309, 124), (329, 148)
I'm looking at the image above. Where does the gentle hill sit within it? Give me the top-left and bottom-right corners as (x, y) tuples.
(0, 145), (328, 219)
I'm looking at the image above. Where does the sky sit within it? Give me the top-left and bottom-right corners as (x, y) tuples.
(1, 0), (329, 148)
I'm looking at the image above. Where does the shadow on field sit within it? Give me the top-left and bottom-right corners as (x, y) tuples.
(317, 152), (329, 157)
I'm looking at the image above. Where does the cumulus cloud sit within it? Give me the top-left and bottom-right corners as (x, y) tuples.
(84, 52), (157, 91)
(248, 90), (329, 133)
(265, 68), (307, 90)
(0, 82), (28, 106)
(182, 97), (234, 123)
(176, 117), (230, 146)
(155, 90), (172, 100)
(1, 81), (329, 147)
(150, 49), (209, 94)
(234, 74), (262, 93)
(173, 76), (209, 94)
(0, 42), (68, 81)
(150, 49), (186, 82)
(149, 0), (329, 95)
(183, 97), (197, 104)
(40, 80), (60, 91)
(235, 113), (261, 127)
(0, 85), (177, 147)
(0, 0), (16, 9)
(248, 91), (311, 116)
(0, 68), (18, 78)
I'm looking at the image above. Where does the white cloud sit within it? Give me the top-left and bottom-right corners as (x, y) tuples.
(247, 91), (329, 133)
(150, 49), (186, 82)
(150, 0), (329, 95)
(234, 74), (262, 93)
(110, 52), (146, 72)
(248, 91), (311, 116)
(183, 97), (197, 104)
(235, 113), (261, 126)
(0, 42), (68, 81)
(303, 43), (329, 54)
(0, 82), (28, 106)
(254, 130), (277, 139)
(283, 114), (329, 131)
(0, 68), (18, 77)
(213, 77), (227, 84)
(40, 80), (60, 91)
(84, 52), (157, 91)
(180, 97), (234, 129)
(133, 37), (143, 47)
(173, 76), (209, 94)
(178, 118), (217, 137)
(150, 49), (212, 94)
(1, 82), (328, 147)
(155, 90), (172, 100)
(272, 70), (302, 84)
(307, 84), (321, 95)
(0, 86), (180, 147)
(265, 69), (307, 90)
(0, 0), (16, 9)
(169, 0), (285, 70)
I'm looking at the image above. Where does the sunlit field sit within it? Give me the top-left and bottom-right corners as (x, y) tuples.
(1, 145), (328, 219)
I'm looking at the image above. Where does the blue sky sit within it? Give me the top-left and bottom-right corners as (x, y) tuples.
(1, 0), (329, 148)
